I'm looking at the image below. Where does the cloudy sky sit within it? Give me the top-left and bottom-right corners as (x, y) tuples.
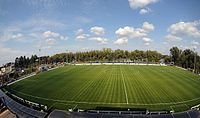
(0, 0), (200, 65)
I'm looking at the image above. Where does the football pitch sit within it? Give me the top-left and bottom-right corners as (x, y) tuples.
(5, 65), (200, 112)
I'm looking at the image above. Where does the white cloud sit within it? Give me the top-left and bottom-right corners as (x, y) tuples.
(89, 37), (108, 44)
(139, 8), (151, 15)
(43, 31), (68, 40)
(76, 29), (84, 35)
(43, 31), (68, 45)
(142, 22), (154, 32)
(191, 40), (199, 49)
(0, 18), (67, 42)
(0, 32), (32, 42)
(165, 34), (182, 42)
(76, 28), (108, 44)
(115, 26), (146, 39)
(142, 37), (153, 45)
(75, 29), (90, 40)
(0, 18), (68, 64)
(90, 26), (105, 35)
(11, 33), (23, 40)
(76, 34), (90, 40)
(114, 22), (154, 45)
(114, 37), (128, 45)
(19, 18), (66, 32)
(128, 0), (159, 9)
(0, 44), (26, 65)
(115, 22), (154, 39)
(43, 31), (59, 38)
(167, 20), (200, 38)
(22, 0), (67, 9)
(0, 34), (11, 42)
(0, 26), (23, 42)
(191, 41), (199, 46)
(46, 38), (56, 45)
(165, 20), (200, 42)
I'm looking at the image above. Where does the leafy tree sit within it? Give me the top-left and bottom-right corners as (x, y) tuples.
(170, 47), (182, 65)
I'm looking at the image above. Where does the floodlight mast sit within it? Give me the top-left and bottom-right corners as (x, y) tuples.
(66, 49), (69, 63)
(38, 37), (42, 66)
(39, 48), (41, 65)
(193, 48), (196, 74)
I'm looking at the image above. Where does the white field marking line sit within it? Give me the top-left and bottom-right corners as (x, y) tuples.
(7, 73), (36, 86)
(72, 105), (78, 110)
(75, 63), (166, 66)
(120, 65), (129, 104)
(7, 66), (62, 86)
(170, 104), (189, 112)
(170, 106), (174, 112)
(7, 89), (200, 105)
(184, 103), (190, 109)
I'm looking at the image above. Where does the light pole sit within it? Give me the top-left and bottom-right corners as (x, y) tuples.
(39, 48), (41, 66)
(66, 49), (69, 63)
(193, 48), (196, 74)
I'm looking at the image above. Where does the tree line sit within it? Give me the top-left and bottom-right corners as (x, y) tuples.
(14, 55), (49, 69)
(14, 47), (200, 74)
(169, 47), (200, 73)
(45, 48), (162, 64)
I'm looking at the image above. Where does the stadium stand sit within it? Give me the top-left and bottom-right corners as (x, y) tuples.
(47, 109), (200, 118)
(188, 110), (200, 118)
(0, 96), (17, 118)
(0, 90), (47, 118)
(0, 89), (200, 118)
(0, 98), (6, 113)
(48, 109), (71, 118)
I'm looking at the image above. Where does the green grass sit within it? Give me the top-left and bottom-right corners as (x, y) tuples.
(5, 65), (200, 112)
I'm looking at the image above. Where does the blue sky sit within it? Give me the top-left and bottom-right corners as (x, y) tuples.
(0, 0), (200, 65)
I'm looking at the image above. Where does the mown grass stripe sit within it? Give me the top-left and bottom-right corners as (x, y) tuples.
(7, 65), (200, 111)
(120, 65), (129, 104)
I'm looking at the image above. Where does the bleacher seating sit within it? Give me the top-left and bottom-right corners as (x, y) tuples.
(0, 90), (47, 118)
(47, 109), (200, 118)
(173, 112), (190, 118)
(0, 89), (200, 118)
(0, 99), (7, 114)
(188, 110), (200, 118)
(0, 97), (17, 118)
